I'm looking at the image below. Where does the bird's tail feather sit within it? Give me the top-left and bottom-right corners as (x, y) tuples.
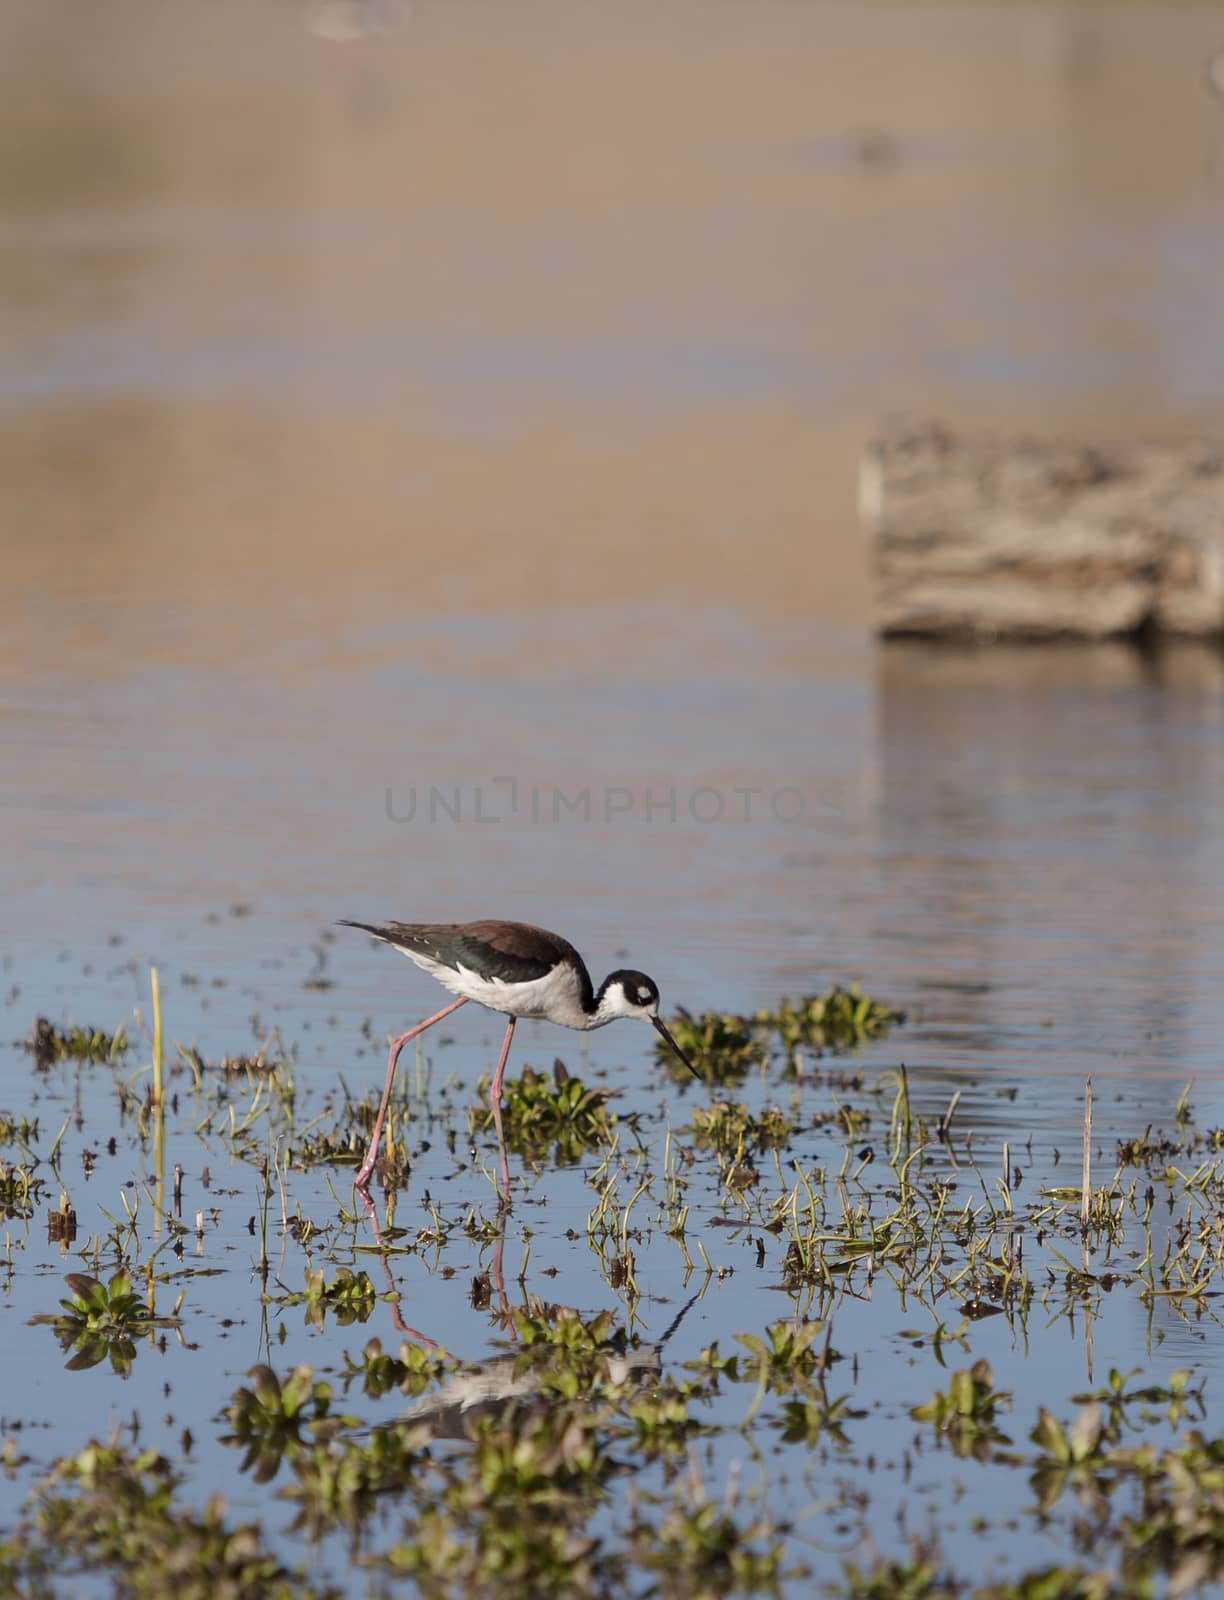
(337, 918), (398, 944)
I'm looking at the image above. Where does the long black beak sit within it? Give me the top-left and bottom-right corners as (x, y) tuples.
(652, 1016), (701, 1079)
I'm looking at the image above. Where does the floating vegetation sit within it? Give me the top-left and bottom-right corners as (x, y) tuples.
(472, 1061), (618, 1163)
(733, 1319), (835, 1395)
(833, 1403), (1224, 1596)
(1071, 1366), (1202, 1431)
(29, 1271), (182, 1377)
(25, 1017), (129, 1067)
(0, 1112), (37, 1145)
(0, 1160), (41, 1221)
(280, 1267), (377, 1331)
(628, 1481), (794, 1596)
(12, 972), (1224, 1600)
(283, 1421), (431, 1538)
(383, 1401), (615, 1595)
(621, 1379), (705, 1456)
(3, 1440), (338, 1599)
(756, 985), (905, 1057)
(341, 1336), (456, 1401)
(911, 1359), (1012, 1459)
(688, 1099), (794, 1153)
(178, 1044), (282, 1078)
(775, 1390), (860, 1448)
(513, 1305), (634, 1396)
(1114, 1110), (1224, 1168)
(222, 1365), (354, 1484)
(655, 1008), (766, 1085)
(656, 983), (903, 1080)
(293, 1125), (370, 1170)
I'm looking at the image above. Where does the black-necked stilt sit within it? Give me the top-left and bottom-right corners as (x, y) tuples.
(340, 918), (698, 1189)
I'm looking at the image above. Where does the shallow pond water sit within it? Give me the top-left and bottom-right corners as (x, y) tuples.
(6, 0), (1224, 1590)
(4, 626), (1224, 1594)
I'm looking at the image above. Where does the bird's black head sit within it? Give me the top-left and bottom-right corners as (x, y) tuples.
(600, 969), (660, 1016)
(599, 968), (700, 1079)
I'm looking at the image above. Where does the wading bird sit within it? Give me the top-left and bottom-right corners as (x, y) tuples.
(341, 918), (698, 1189)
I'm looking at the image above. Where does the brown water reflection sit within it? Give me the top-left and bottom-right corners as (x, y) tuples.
(5, 0), (1224, 647)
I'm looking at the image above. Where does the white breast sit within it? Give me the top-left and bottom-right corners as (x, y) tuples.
(399, 949), (599, 1030)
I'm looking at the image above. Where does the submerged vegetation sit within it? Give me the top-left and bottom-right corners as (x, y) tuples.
(471, 1060), (619, 1163)
(25, 1016), (129, 1067)
(8, 971), (1224, 1598)
(756, 987), (904, 1059)
(656, 984), (904, 1083)
(3, 1440), (337, 1600)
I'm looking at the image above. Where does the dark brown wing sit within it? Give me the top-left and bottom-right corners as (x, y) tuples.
(461, 920), (586, 972)
(339, 919), (594, 997)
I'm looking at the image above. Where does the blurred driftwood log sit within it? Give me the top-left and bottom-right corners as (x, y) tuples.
(861, 419), (1224, 640)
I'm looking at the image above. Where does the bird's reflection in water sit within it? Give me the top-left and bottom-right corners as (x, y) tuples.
(356, 1184), (702, 1438)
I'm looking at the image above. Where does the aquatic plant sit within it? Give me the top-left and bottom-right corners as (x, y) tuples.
(293, 1124), (373, 1169)
(10, 1439), (337, 1599)
(911, 1360), (1012, 1459)
(281, 1266), (376, 1331)
(735, 1319), (834, 1395)
(283, 1422), (430, 1535)
(1071, 1367), (1201, 1432)
(654, 1007), (766, 1085)
(29, 1271), (181, 1377)
(341, 1335), (456, 1400)
(1028, 1404), (1111, 1512)
(756, 986), (904, 1057)
(385, 1402), (616, 1597)
(656, 983), (903, 1082)
(472, 1061), (618, 1162)
(623, 1381), (705, 1456)
(0, 1113), (37, 1147)
(833, 1542), (951, 1600)
(25, 1017), (129, 1067)
(0, 1160), (41, 1221)
(628, 1476), (794, 1595)
(16, 945), (1224, 1600)
(178, 1044), (283, 1078)
(222, 1365), (354, 1484)
(689, 1099), (794, 1153)
(514, 1306), (633, 1396)
(776, 1391), (859, 1449)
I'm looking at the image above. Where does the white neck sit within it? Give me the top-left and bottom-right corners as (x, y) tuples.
(587, 982), (650, 1029)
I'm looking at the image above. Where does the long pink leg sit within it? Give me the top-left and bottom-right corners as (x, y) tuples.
(489, 1016), (515, 1198)
(355, 996), (468, 1190)
(353, 1186), (441, 1348)
(491, 1218), (513, 1335)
